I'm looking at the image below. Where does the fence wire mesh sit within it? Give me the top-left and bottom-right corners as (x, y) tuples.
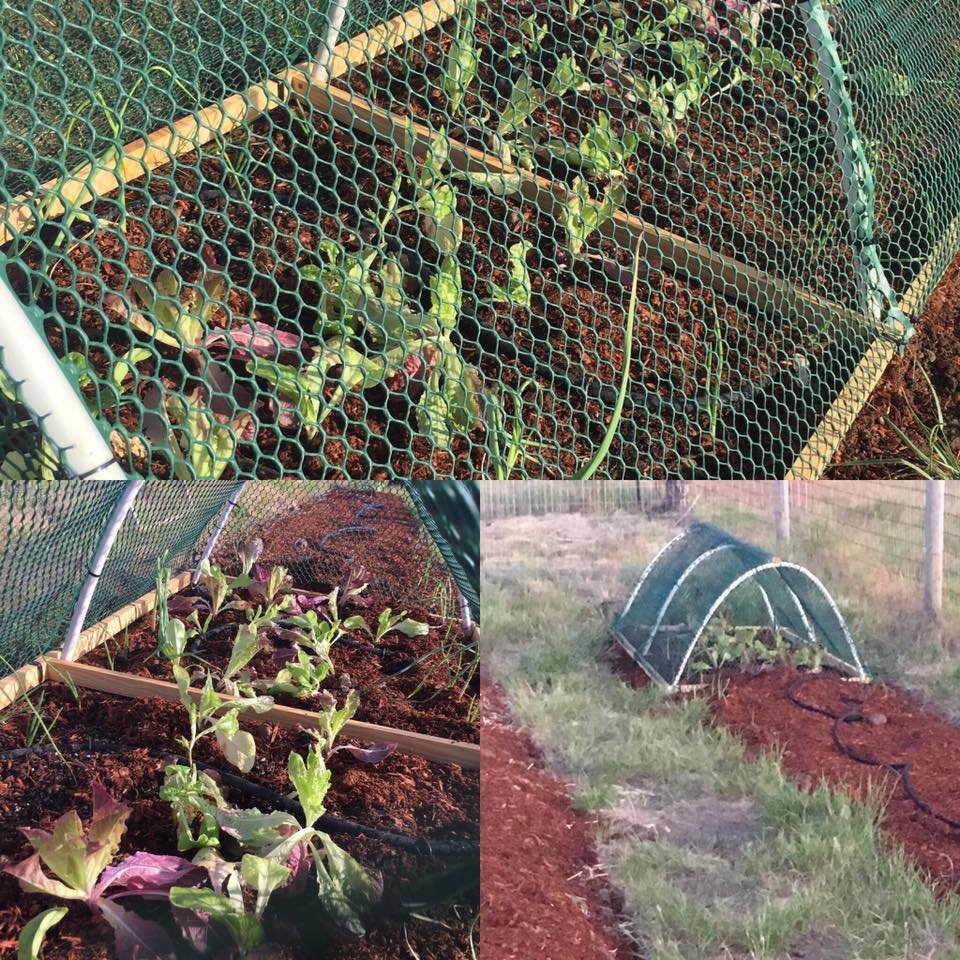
(1, 0), (956, 478)
(481, 478), (960, 652)
(0, 479), (477, 673)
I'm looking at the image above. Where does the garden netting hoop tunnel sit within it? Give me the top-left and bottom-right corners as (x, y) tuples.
(2, 0), (960, 478)
(0, 479), (478, 677)
(613, 520), (867, 688)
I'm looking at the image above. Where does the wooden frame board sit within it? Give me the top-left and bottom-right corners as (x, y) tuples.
(788, 213), (960, 478)
(45, 658), (480, 769)
(0, 0), (460, 247)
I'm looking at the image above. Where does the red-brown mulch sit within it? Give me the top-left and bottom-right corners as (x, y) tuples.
(829, 252), (960, 475)
(709, 665), (960, 894)
(480, 676), (632, 960)
(0, 683), (478, 959)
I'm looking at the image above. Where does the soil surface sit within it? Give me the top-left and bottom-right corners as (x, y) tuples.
(0, 683), (478, 959)
(709, 665), (960, 895)
(829, 253), (960, 476)
(77, 486), (478, 744)
(480, 676), (631, 959)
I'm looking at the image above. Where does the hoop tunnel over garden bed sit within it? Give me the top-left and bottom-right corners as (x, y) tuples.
(2, 0), (960, 477)
(614, 520), (866, 687)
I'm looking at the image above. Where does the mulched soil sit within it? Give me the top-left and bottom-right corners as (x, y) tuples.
(220, 487), (444, 607)
(481, 676), (631, 959)
(829, 252), (960, 476)
(709, 665), (960, 895)
(0, 682), (478, 959)
(77, 486), (478, 743)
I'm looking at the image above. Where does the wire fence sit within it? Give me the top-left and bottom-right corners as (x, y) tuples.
(0, 479), (476, 673)
(481, 479), (960, 641)
(3, 0), (960, 478)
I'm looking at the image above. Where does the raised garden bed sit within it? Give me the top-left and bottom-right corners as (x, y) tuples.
(612, 640), (960, 896)
(0, 508), (478, 957)
(4, 0), (925, 479)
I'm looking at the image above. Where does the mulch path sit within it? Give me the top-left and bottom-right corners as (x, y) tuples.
(480, 676), (632, 959)
(829, 252), (960, 476)
(710, 665), (960, 894)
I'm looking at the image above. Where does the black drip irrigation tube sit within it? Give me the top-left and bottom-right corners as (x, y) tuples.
(0, 740), (479, 857)
(785, 675), (960, 832)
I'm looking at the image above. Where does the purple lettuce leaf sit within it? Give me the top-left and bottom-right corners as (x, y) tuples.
(95, 853), (205, 901)
(99, 900), (179, 960)
(206, 322), (301, 360)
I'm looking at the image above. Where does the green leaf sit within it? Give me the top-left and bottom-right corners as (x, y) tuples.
(161, 619), (187, 661)
(169, 887), (264, 951)
(312, 834), (380, 936)
(18, 907), (68, 960)
(225, 622), (261, 681)
(390, 618), (431, 638)
(216, 725), (257, 774)
(217, 808), (300, 851)
(491, 240), (532, 308)
(444, 0), (478, 116)
(750, 45), (797, 77)
(498, 74), (545, 138)
(288, 745), (331, 828)
(427, 256), (462, 333)
(240, 854), (291, 919)
(451, 169), (522, 197)
(417, 182), (462, 256)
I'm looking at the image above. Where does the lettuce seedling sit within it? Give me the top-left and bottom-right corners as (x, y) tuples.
(170, 853), (290, 955)
(161, 663), (273, 851)
(367, 608), (430, 644)
(5, 782), (202, 960)
(204, 743), (380, 936)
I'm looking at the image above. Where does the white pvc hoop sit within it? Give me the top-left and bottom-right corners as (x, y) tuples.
(0, 277), (125, 480)
(671, 561), (865, 688)
(61, 478), (144, 660)
(193, 481), (249, 584)
(618, 526), (692, 621)
(642, 543), (736, 655)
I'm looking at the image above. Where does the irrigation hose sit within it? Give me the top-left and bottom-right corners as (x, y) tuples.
(785, 674), (960, 832)
(0, 740), (479, 856)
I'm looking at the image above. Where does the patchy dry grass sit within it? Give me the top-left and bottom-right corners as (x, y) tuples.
(482, 506), (960, 960)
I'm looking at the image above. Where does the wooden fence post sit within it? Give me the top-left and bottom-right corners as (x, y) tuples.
(774, 481), (791, 544)
(923, 480), (945, 626)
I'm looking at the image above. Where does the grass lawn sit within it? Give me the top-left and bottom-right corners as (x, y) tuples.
(482, 508), (960, 960)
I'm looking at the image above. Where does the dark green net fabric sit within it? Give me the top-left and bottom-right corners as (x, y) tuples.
(0, 479), (477, 671)
(1, 0), (957, 478)
(614, 520), (865, 685)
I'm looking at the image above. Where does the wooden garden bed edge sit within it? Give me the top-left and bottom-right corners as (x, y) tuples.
(788, 213), (960, 479)
(0, 0), (460, 247)
(44, 658), (481, 769)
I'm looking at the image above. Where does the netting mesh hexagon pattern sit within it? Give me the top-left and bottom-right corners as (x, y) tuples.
(1, 0), (956, 477)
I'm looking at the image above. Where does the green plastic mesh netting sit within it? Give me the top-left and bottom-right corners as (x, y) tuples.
(0, 479), (478, 671)
(613, 520), (866, 686)
(1, 0), (956, 478)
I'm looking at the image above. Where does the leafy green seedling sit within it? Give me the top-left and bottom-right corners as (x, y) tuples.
(366, 608), (430, 644)
(491, 240), (533, 308)
(160, 663), (273, 851)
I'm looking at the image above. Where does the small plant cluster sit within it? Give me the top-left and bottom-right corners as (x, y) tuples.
(3, 544), (433, 957)
(446, 0), (793, 255)
(689, 612), (825, 678)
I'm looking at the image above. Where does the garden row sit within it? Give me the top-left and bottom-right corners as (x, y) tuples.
(0, 506), (478, 958)
(1, 0), (892, 477)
